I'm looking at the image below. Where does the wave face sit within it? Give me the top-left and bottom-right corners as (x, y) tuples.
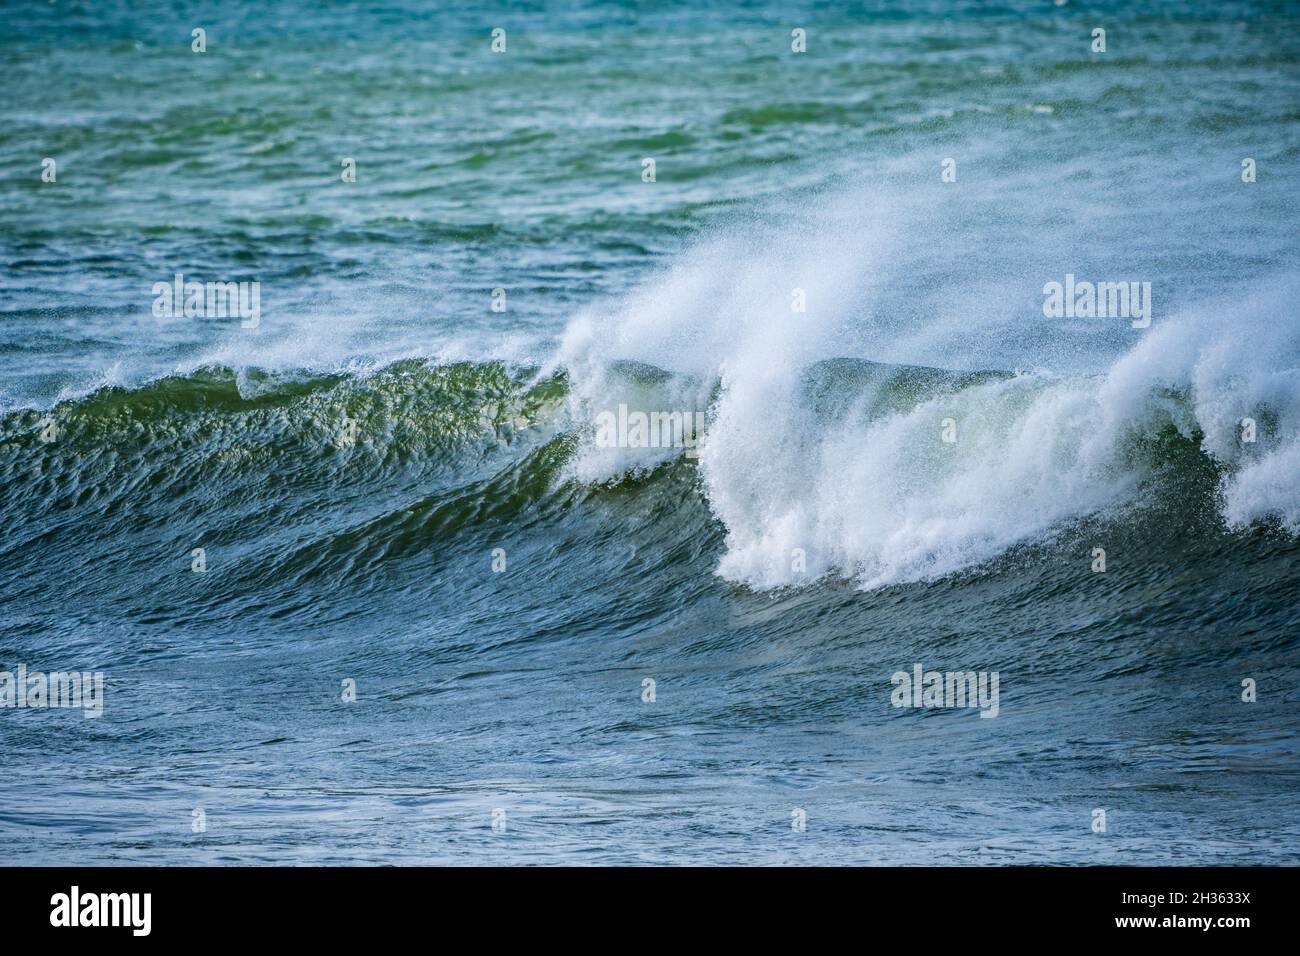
(10, 267), (1296, 602)
(3, 0), (1299, 866)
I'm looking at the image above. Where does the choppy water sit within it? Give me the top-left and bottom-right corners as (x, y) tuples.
(2, 0), (1299, 864)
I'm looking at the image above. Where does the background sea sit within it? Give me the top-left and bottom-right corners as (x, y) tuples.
(2, 0), (1299, 864)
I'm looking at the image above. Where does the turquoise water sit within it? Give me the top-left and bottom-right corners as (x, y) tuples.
(2, 0), (1299, 864)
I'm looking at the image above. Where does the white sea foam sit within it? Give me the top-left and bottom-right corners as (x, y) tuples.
(555, 193), (1300, 589)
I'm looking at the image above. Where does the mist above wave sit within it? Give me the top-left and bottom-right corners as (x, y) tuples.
(554, 188), (1300, 589)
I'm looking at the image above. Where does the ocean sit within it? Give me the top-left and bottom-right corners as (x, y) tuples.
(1, 0), (1298, 864)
